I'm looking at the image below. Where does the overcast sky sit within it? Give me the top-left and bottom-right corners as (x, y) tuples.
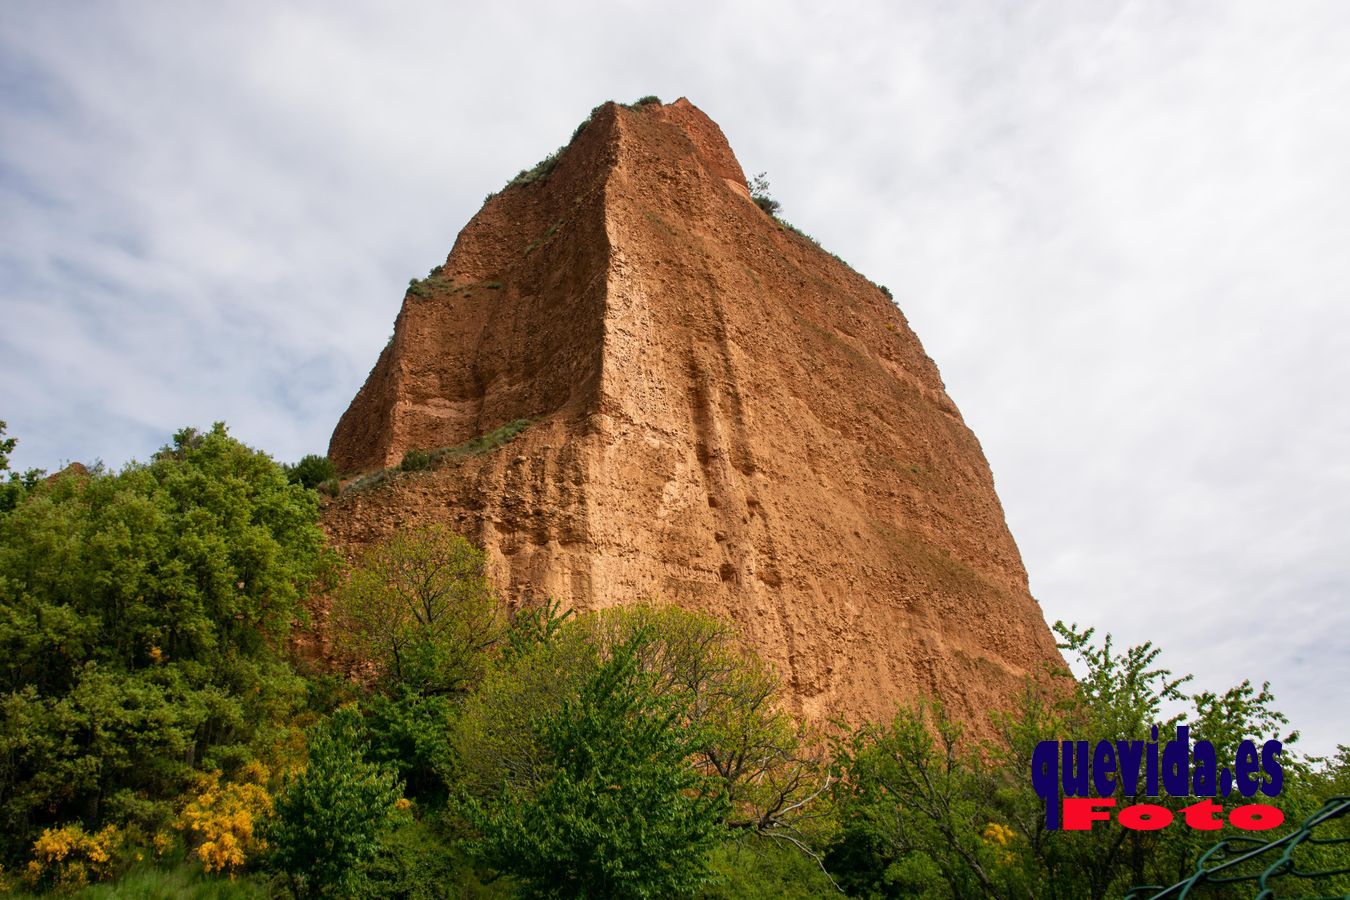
(2, 1), (1347, 756)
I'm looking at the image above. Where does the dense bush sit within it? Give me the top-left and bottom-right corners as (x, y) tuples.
(285, 454), (337, 490)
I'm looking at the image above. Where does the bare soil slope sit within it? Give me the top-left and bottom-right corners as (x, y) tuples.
(326, 98), (1064, 727)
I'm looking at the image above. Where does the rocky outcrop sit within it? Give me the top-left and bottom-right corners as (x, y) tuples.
(325, 98), (1065, 728)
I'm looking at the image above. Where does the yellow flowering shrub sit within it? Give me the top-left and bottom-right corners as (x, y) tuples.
(177, 765), (273, 875)
(981, 822), (1013, 846)
(981, 822), (1017, 866)
(151, 829), (176, 858)
(24, 824), (121, 891)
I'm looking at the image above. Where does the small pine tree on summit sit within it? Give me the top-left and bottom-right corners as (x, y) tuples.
(749, 172), (781, 216)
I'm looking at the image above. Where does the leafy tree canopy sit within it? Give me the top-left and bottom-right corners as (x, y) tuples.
(460, 629), (730, 899)
(0, 423), (327, 861)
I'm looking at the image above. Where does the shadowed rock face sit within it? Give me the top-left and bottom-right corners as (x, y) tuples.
(326, 98), (1065, 728)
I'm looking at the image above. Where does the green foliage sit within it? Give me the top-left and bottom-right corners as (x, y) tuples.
(0, 420), (45, 513)
(501, 595), (573, 661)
(437, 418), (531, 459)
(505, 148), (564, 190)
(832, 701), (1021, 899)
(347, 421), (533, 494)
(457, 605), (824, 833)
(360, 689), (457, 806)
(580, 607), (830, 840)
(265, 713), (403, 898)
(285, 454), (337, 490)
(748, 172), (781, 217)
(331, 525), (505, 697)
(702, 838), (840, 898)
(50, 858), (273, 898)
(460, 629), (730, 899)
(359, 814), (510, 900)
(626, 95), (661, 108)
(0, 420), (14, 473)
(398, 448), (431, 472)
(0, 423), (324, 863)
(455, 605), (829, 893)
(406, 265), (451, 300)
(829, 622), (1331, 900)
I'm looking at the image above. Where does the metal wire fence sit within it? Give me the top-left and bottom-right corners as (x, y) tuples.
(1124, 795), (1350, 899)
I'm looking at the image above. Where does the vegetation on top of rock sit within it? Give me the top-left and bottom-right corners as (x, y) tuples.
(398, 448), (431, 472)
(748, 172), (781, 217)
(505, 96), (656, 193)
(505, 147), (565, 190)
(406, 264), (452, 299)
(285, 453), (337, 490)
(346, 420), (534, 495)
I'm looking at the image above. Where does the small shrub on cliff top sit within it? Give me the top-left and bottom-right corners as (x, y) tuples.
(407, 265), (451, 300)
(749, 172), (781, 217)
(626, 94), (662, 108)
(505, 147), (564, 190)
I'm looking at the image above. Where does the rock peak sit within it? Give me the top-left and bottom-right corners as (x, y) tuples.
(325, 99), (1064, 730)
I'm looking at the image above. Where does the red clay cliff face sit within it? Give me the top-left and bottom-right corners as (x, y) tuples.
(326, 98), (1065, 728)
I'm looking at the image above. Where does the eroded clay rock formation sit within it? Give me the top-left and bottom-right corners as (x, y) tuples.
(325, 98), (1064, 727)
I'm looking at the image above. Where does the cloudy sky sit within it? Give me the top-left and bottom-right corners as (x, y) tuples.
(2, 1), (1347, 756)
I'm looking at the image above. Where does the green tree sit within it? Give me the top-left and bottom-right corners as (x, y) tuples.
(829, 622), (1317, 900)
(748, 172), (781, 216)
(286, 454), (338, 491)
(832, 701), (1024, 900)
(460, 629), (729, 899)
(459, 605), (826, 833)
(331, 525), (505, 697)
(359, 688), (457, 806)
(0, 420), (44, 513)
(0, 420), (14, 473)
(0, 423), (325, 862)
(266, 712), (403, 898)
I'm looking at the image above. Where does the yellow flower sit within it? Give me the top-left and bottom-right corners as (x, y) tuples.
(394, 797), (412, 811)
(25, 824), (121, 889)
(177, 771), (273, 874)
(981, 822), (1014, 846)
